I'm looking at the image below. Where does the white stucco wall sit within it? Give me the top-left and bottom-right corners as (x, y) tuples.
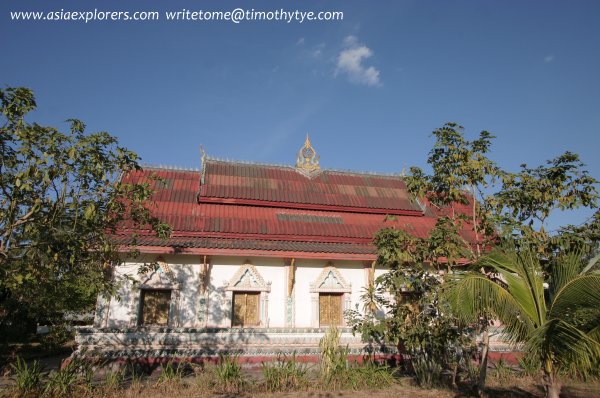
(204, 256), (287, 328)
(99, 254), (202, 328)
(98, 254), (377, 329)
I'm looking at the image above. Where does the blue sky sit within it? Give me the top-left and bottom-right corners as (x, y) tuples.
(2, 0), (600, 230)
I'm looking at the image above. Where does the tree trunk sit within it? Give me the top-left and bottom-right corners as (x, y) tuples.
(477, 328), (490, 397)
(451, 362), (458, 389)
(543, 361), (561, 398)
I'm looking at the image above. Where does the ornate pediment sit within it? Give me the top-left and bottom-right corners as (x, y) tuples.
(226, 261), (271, 292)
(310, 263), (351, 293)
(139, 257), (178, 289)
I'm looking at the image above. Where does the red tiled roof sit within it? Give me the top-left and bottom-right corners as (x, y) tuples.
(198, 160), (422, 215)
(112, 235), (375, 255)
(116, 162), (476, 258)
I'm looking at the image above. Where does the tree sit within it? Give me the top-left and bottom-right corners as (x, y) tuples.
(401, 123), (503, 391)
(444, 246), (600, 398)
(361, 122), (598, 395)
(405, 122), (500, 258)
(0, 87), (170, 340)
(491, 152), (599, 250)
(347, 227), (476, 388)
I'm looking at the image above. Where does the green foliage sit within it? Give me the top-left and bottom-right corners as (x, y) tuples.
(0, 86), (170, 335)
(318, 327), (395, 390)
(405, 123), (501, 257)
(360, 285), (379, 316)
(349, 223), (475, 388)
(214, 354), (246, 393)
(492, 152), (598, 231)
(405, 122), (499, 208)
(327, 362), (395, 390)
(10, 356), (44, 394)
(39, 324), (73, 351)
(555, 210), (600, 255)
(445, 246), (600, 397)
(376, 122), (599, 397)
(261, 353), (310, 392)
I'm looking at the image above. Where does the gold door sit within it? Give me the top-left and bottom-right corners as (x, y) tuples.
(141, 290), (171, 326)
(232, 292), (260, 327)
(319, 293), (342, 326)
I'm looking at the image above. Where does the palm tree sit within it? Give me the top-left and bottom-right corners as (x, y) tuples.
(444, 247), (600, 398)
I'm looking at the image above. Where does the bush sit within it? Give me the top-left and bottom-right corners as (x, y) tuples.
(319, 326), (349, 386)
(412, 355), (443, 388)
(318, 327), (395, 390)
(39, 324), (73, 351)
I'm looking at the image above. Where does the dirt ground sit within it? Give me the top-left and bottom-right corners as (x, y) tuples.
(87, 380), (600, 398)
(2, 348), (599, 398)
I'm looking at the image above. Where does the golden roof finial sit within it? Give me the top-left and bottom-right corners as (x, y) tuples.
(304, 133), (311, 148)
(296, 133), (320, 177)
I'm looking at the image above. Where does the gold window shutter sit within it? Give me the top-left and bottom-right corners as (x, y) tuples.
(246, 292), (259, 325)
(233, 292), (260, 327)
(320, 293), (342, 326)
(142, 290), (171, 326)
(319, 294), (330, 325)
(330, 294), (341, 325)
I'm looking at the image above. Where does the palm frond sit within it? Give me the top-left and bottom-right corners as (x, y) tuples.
(525, 318), (600, 373)
(549, 274), (600, 318)
(550, 249), (586, 301)
(581, 252), (600, 274)
(480, 250), (546, 327)
(444, 272), (534, 343)
(588, 324), (600, 343)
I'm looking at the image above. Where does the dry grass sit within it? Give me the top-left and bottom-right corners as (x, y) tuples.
(83, 382), (456, 398)
(3, 369), (599, 398)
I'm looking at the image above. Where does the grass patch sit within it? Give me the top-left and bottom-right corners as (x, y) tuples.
(10, 356), (44, 395)
(214, 354), (247, 393)
(261, 353), (311, 392)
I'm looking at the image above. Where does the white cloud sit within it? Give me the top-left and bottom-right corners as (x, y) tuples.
(335, 35), (381, 87)
(311, 42), (325, 58)
(296, 37), (305, 46)
(544, 54), (555, 63)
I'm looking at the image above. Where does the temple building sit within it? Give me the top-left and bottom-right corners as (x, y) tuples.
(77, 136), (482, 360)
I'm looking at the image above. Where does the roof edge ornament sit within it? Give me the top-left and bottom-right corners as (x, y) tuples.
(295, 133), (321, 178)
(200, 145), (208, 185)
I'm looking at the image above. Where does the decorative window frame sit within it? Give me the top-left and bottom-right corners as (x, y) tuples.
(309, 263), (352, 327)
(224, 261), (271, 327)
(131, 257), (181, 327)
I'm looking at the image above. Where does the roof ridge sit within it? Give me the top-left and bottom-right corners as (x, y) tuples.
(141, 164), (200, 172)
(203, 156), (404, 179)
